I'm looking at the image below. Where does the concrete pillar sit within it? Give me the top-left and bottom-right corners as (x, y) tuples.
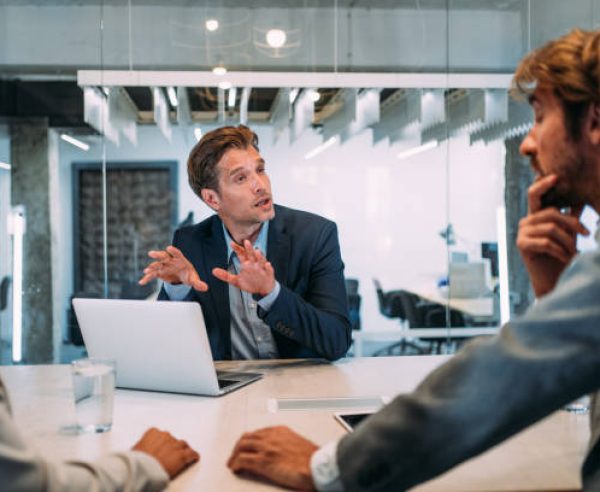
(10, 119), (58, 363)
(504, 136), (535, 317)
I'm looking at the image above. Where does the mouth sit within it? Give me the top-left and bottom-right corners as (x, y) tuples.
(254, 196), (272, 208)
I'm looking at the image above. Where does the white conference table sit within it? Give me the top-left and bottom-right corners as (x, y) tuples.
(1, 356), (589, 491)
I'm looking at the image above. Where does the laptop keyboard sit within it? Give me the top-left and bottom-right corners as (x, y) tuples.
(218, 379), (238, 389)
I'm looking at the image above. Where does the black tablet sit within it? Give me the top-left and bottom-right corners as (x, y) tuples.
(334, 412), (373, 432)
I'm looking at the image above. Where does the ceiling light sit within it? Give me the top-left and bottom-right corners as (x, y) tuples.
(396, 140), (438, 160)
(266, 29), (287, 48)
(194, 128), (203, 142)
(304, 136), (338, 160)
(218, 80), (232, 90)
(60, 134), (90, 151)
(308, 89), (320, 103)
(289, 88), (299, 104)
(0, 162), (11, 171)
(206, 19), (219, 32)
(212, 65), (227, 76)
(167, 87), (178, 107)
(228, 87), (237, 108)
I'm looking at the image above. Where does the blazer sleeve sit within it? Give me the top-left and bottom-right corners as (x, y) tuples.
(260, 221), (352, 361)
(336, 248), (600, 491)
(0, 380), (168, 492)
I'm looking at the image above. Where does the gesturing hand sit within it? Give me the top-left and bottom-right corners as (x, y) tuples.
(133, 427), (200, 479)
(228, 426), (317, 491)
(138, 245), (208, 292)
(212, 240), (276, 296)
(516, 174), (589, 297)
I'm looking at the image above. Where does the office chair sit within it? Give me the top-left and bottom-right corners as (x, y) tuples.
(398, 291), (466, 353)
(372, 279), (427, 356)
(345, 278), (362, 331)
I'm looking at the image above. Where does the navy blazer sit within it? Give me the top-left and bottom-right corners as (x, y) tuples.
(158, 205), (351, 361)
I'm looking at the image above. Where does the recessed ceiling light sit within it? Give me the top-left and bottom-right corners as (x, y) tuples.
(308, 89), (320, 102)
(212, 65), (227, 76)
(266, 29), (286, 48)
(206, 19), (219, 31)
(60, 134), (90, 151)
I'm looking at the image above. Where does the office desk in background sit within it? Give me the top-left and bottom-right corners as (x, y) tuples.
(1, 357), (589, 491)
(412, 289), (495, 318)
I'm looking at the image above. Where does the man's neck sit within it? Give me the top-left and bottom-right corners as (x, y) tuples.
(222, 219), (263, 245)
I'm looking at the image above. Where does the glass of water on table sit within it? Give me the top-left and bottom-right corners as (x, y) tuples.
(71, 358), (116, 433)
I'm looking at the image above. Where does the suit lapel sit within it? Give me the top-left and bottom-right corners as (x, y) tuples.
(201, 216), (231, 357)
(267, 208), (291, 286)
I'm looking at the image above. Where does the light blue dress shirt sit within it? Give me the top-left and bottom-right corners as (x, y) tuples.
(163, 221), (281, 359)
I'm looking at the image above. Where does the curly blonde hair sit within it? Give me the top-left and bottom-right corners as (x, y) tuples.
(512, 28), (600, 138)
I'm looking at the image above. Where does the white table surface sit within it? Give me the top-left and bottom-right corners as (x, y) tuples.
(1, 357), (589, 491)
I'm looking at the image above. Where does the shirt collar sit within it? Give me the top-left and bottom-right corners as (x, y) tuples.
(223, 221), (270, 262)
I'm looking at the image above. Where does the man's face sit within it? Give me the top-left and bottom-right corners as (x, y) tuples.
(519, 87), (590, 209)
(204, 146), (275, 227)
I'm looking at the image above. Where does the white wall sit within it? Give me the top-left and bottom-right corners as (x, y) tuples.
(57, 123), (505, 333)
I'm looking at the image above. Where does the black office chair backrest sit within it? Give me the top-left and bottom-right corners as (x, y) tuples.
(345, 278), (361, 330)
(398, 291), (424, 328)
(373, 279), (407, 320)
(345, 278), (359, 295)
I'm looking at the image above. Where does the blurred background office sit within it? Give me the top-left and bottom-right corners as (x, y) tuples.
(0, 0), (599, 364)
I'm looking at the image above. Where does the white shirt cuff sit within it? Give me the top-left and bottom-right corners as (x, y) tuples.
(163, 282), (192, 300)
(257, 281), (281, 311)
(310, 440), (344, 491)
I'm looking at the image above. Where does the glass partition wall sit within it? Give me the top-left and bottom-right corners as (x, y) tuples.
(1, 0), (599, 364)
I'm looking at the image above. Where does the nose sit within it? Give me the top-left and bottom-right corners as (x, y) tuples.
(519, 129), (536, 158)
(251, 172), (267, 194)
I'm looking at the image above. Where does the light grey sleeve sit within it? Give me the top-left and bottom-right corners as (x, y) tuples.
(337, 248), (600, 491)
(0, 379), (168, 492)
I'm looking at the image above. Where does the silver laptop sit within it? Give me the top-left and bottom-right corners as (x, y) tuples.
(72, 298), (262, 396)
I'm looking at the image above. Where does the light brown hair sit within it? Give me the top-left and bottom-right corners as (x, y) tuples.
(187, 125), (259, 198)
(512, 28), (600, 138)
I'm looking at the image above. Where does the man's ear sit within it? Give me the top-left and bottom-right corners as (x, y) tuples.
(585, 102), (600, 145)
(200, 188), (220, 212)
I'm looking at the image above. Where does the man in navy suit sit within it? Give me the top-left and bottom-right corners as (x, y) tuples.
(139, 125), (351, 361)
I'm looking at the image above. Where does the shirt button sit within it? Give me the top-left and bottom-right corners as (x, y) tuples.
(257, 337), (262, 342)
(249, 302), (256, 309)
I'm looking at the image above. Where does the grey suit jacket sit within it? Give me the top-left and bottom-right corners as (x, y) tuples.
(337, 246), (600, 491)
(0, 377), (168, 491)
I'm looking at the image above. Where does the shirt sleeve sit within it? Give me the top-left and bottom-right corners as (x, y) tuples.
(311, 440), (344, 492)
(257, 281), (281, 311)
(46, 451), (169, 492)
(162, 281), (192, 301)
(0, 384), (168, 492)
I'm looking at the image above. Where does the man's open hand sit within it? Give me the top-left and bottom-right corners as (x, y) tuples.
(212, 240), (276, 296)
(138, 245), (208, 292)
(133, 427), (199, 479)
(516, 174), (589, 297)
(228, 426), (317, 491)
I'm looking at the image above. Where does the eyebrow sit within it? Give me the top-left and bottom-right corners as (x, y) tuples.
(228, 159), (266, 177)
